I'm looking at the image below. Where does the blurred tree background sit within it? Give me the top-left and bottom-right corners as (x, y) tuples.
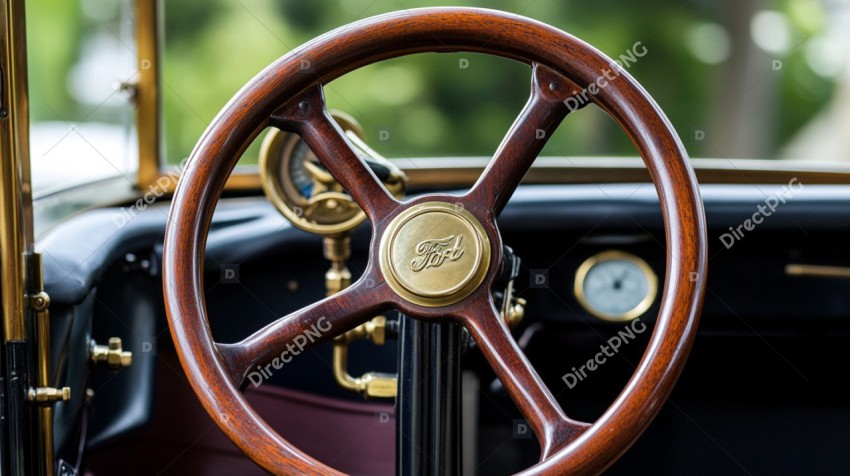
(28, 0), (844, 168)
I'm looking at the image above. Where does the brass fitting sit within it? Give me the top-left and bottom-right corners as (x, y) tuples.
(350, 372), (398, 399)
(337, 315), (389, 345)
(90, 337), (133, 370)
(333, 316), (397, 398)
(28, 387), (71, 405)
(325, 266), (352, 296)
(30, 291), (50, 311)
(324, 236), (352, 296)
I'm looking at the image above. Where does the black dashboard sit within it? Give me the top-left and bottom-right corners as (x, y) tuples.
(39, 183), (850, 474)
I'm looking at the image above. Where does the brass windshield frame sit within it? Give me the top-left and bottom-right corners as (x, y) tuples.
(134, 0), (260, 192)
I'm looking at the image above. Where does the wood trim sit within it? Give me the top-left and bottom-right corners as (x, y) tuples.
(142, 157), (850, 197)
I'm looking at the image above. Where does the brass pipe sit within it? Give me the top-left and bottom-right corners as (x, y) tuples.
(0, 137), (26, 341)
(332, 316), (397, 399)
(0, 1), (55, 473)
(27, 253), (70, 476)
(332, 339), (360, 393)
(0, 0), (32, 342)
(324, 234), (398, 398)
(31, 286), (55, 476)
(785, 264), (850, 279)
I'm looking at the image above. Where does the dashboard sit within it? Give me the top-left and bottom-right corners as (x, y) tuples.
(37, 179), (850, 474)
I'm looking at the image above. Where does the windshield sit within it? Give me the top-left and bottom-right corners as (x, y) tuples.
(27, 0), (137, 197)
(162, 0), (848, 165)
(24, 0), (850, 205)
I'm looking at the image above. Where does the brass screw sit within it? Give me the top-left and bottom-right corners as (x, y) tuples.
(30, 291), (50, 311)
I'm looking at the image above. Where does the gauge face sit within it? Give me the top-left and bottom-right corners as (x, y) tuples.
(574, 251), (657, 322)
(286, 140), (317, 200)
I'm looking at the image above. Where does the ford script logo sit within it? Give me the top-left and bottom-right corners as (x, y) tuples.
(411, 235), (465, 271)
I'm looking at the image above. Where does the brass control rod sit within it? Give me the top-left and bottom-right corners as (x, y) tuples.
(26, 253), (70, 476)
(325, 233), (398, 399)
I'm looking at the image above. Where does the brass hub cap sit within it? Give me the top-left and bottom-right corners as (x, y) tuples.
(380, 202), (491, 307)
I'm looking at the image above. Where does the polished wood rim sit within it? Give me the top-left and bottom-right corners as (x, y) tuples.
(163, 7), (707, 475)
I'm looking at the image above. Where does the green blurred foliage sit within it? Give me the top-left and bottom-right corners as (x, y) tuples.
(28, 0), (837, 166)
(28, 0), (134, 126)
(27, 0), (86, 122)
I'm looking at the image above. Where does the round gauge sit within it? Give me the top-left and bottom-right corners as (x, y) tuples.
(574, 251), (658, 322)
(259, 110), (367, 235)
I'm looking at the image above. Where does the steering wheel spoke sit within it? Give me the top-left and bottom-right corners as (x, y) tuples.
(270, 85), (399, 222)
(458, 296), (591, 460)
(217, 276), (389, 388)
(468, 64), (584, 216)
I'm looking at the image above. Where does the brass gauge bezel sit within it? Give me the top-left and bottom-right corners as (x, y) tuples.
(259, 111), (366, 235)
(574, 250), (658, 322)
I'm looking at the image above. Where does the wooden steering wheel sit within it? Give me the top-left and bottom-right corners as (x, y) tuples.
(163, 7), (707, 475)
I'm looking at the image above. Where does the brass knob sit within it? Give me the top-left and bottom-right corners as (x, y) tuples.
(91, 337), (133, 370)
(504, 297), (526, 328)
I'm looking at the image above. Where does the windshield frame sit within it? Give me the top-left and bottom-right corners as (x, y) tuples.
(132, 1), (850, 196)
(136, 0), (261, 193)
